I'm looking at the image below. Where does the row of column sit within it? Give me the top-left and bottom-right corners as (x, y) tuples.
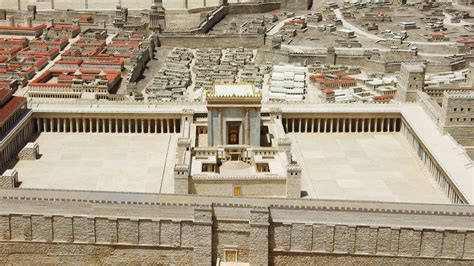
(0, 109), (28, 139)
(35, 117), (181, 134)
(28, 92), (81, 99)
(400, 123), (465, 204)
(282, 117), (402, 133)
(0, 121), (34, 173)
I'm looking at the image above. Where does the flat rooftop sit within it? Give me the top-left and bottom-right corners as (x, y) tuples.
(13, 133), (177, 193)
(290, 132), (449, 204)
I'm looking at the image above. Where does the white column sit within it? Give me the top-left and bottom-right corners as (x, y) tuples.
(109, 119), (112, 133)
(298, 119), (302, 133)
(348, 119), (351, 132)
(317, 119), (321, 133)
(154, 119), (158, 133)
(141, 119), (144, 134)
(75, 119), (79, 133)
(355, 119), (359, 132)
(160, 119), (163, 133)
(122, 119), (125, 133)
(96, 118), (99, 133)
(148, 119), (151, 134)
(82, 119), (86, 133)
(381, 118), (385, 132)
(36, 119), (41, 132)
(342, 118), (346, 133)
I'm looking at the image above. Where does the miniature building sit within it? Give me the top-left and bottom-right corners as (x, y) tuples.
(269, 64), (307, 101)
(0, 169), (18, 188)
(174, 84), (301, 198)
(207, 84), (261, 147)
(396, 62), (426, 102)
(18, 142), (39, 160)
(440, 91), (474, 159)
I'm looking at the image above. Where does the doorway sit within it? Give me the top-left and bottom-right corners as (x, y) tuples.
(227, 122), (240, 145)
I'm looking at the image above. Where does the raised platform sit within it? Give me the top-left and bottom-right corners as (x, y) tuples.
(12, 133), (177, 193)
(291, 132), (449, 204)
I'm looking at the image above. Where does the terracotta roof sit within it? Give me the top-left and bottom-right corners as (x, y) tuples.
(0, 88), (10, 103)
(0, 96), (26, 127)
(0, 24), (46, 31)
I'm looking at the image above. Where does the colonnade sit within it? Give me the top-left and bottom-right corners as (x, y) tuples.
(27, 92), (81, 99)
(282, 117), (402, 133)
(0, 120), (35, 173)
(34, 117), (181, 134)
(400, 122), (466, 204)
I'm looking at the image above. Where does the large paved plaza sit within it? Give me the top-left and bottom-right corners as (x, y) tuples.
(13, 133), (177, 193)
(290, 132), (449, 204)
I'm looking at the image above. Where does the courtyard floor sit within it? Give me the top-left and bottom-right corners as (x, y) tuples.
(290, 132), (449, 204)
(13, 133), (177, 193)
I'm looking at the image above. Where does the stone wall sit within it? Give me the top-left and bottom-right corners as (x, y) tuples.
(158, 33), (265, 48)
(0, 190), (473, 264)
(440, 92), (474, 147)
(228, 2), (281, 14)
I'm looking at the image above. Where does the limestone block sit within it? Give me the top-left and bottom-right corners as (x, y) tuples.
(180, 221), (193, 247)
(334, 225), (350, 253)
(325, 225), (335, 252)
(0, 169), (17, 188)
(17, 142), (39, 160)
(376, 227), (392, 254)
(73, 217), (95, 243)
(10, 215), (31, 241)
(347, 226), (356, 254)
(420, 230), (443, 257)
(399, 228), (421, 256)
(273, 224), (291, 251)
(250, 226), (269, 265)
(290, 223), (311, 251)
(53, 216), (73, 243)
(312, 224), (327, 252)
(355, 226), (370, 254)
(193, 207), (212, 266)
(442, 231), (465, 258)
(160, 220), (174, 246)
(391, 228), (400, 255)
(139, 219), (160, 245)
(31, 215), (52, 242)
(0, 215), (10, 241)
(464, 232), (474, 259)
(118, 219), (138, 244)
(368, 227), (378, 254)
(250, 208), (269, 265)
(95, 218), (117, 243)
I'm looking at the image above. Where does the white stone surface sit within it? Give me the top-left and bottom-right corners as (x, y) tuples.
(14, 133), (177, 193)
(290, 132), (449, 204)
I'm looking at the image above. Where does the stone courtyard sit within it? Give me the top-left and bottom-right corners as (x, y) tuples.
(13, 133), (177, 193)
(290, 132), (449, 203)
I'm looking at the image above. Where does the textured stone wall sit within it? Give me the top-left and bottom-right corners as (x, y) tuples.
(271, 222), (474, 260)
(158, 34), (265, 48)
(0, 194), (473, 264)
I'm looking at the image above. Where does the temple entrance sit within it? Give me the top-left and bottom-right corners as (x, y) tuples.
(227, 122), (240, 145)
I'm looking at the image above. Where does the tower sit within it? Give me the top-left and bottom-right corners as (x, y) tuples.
(286, 163), (301, 198)
(113, 3), (125, 29)
(326, 46), (336, 65)
(149, 0), (165, 33)
(396, 62), (426, 102)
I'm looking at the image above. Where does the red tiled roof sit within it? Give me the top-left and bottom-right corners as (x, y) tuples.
(0, 88), (10, 103)
(0, 24), (46, 31)
(0, 96), (26, 127)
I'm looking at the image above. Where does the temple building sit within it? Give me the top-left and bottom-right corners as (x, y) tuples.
(174, 83), (302, 198)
